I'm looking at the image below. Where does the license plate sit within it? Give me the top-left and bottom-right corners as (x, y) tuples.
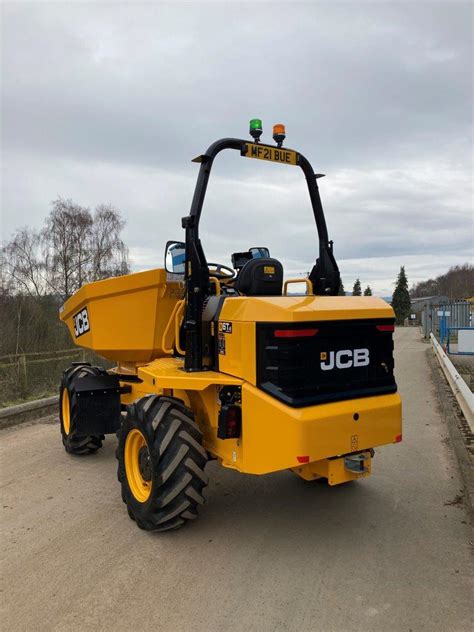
(243, 143), (298, 166)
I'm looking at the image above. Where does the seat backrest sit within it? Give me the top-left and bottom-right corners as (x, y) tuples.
(234, 258), (283, 296)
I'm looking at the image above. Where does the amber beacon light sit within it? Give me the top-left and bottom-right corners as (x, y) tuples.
(273, 123), (286, 147)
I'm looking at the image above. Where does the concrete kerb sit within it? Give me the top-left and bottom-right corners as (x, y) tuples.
(0, 396), (59, 430)
(427, 349), (474, 525)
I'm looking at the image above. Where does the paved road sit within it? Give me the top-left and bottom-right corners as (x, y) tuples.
(1, 328), (472, 632)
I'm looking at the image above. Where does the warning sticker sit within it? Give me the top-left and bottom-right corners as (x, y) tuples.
(218, 334), (226, 355)
(219, 321), (232, 334)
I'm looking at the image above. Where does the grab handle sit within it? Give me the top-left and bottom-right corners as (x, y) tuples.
(162, 299), (185, 355)
(283, 278), (313, 296)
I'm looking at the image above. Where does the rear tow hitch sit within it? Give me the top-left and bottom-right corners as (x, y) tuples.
(344, 453), (369, 474)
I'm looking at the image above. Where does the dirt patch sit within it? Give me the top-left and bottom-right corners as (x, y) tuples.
(444, 492), (464, 507)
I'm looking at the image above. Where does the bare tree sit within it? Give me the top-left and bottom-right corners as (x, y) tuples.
(2, 227), (51, 297)
(90, 204), (129, 280)
(0, 247), (13, 297)
(4, 197), (130, 300)
(0, 199), (130, 402)
(43, 198), (93, 298)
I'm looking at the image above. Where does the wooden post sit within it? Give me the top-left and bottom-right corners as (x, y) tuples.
(19, 355), (27, 400)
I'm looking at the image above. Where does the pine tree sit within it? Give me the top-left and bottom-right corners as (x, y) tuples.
(352, 278), (362, 296)
(363, 286), (372, 296)
(338, 280), (345, 296)
(392, 266), (411, 325)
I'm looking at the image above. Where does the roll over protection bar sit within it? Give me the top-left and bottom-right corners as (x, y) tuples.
(181, 138), (340, 371)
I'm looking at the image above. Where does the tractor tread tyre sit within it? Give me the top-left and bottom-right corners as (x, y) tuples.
(59, 364), (105, 455)
(117, 395), (208, 532)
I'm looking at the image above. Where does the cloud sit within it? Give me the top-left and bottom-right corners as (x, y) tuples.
(1, 1), (472, 294)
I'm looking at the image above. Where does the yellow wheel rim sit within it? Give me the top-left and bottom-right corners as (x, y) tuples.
(125, 429), (152, 503)
(62, 389), (71, 435)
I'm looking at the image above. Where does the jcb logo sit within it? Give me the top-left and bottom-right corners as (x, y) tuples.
(73, 308), (90, 337)
(320, 348), (369, 371)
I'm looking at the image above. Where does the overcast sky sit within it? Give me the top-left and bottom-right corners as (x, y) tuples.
(1, 1), (472, 295)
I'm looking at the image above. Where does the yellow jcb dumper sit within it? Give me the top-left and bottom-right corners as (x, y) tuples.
(59, 120), (402, 531)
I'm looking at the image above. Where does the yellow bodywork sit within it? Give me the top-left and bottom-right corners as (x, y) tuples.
(218, 294), (394, 322)
(60, 268), (402, 481)
(120, 364), (400, 476)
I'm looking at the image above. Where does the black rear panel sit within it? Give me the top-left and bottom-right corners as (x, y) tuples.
(256, 319), (397, 407)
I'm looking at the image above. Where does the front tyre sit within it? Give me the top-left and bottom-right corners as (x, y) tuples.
(117, 396), (208, 532)
(59, 364), (104, 455)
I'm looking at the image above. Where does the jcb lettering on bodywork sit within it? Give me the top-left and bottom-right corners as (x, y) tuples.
(73, 308), (90, 337)
(320, 348), (369, 371)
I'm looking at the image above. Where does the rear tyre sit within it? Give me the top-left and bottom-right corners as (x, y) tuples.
(117, 395), (208, 532)
(59, 364), (105, 455)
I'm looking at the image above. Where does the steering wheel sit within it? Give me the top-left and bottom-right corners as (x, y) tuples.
(207, 263), (235, 281)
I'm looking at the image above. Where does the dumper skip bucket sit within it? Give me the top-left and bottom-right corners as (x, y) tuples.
(60, 269), (184, 363)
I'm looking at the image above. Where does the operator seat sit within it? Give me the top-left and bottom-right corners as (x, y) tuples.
(234, 258), (284, 296)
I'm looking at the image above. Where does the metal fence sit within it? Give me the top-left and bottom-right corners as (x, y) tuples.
(446, 327), (474, 356)
(421, 301), (471, 340)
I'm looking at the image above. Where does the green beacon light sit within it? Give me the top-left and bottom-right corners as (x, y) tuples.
(249, 118), (263, 143)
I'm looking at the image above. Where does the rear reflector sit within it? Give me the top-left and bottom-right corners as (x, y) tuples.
(395, 434), (402, 443)
(296, 456), (310, 463)
(275, 329), (318, 338)
(376, 325), (395, 332)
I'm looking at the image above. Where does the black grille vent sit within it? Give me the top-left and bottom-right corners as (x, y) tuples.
(256, 319), (397, 407)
